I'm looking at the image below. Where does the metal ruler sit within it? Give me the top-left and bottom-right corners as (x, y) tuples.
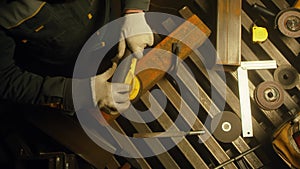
(237, 61), (277, 137)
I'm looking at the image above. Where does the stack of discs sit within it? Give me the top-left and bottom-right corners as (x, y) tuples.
(211, 111), (242, 143)
(254, 81), (284, 110)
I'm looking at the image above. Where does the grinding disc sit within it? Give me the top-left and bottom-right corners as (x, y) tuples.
(277, 9), (300, 38)
(274, 64), (299, 90)
(254, 81), (284, 110)
(211, 111), (242, 143)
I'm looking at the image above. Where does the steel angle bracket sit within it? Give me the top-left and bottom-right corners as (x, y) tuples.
(237, 61), (277, 137)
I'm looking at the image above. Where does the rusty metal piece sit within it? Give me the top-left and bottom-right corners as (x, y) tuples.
(254, 81), (285, 110)
(274, 64), (299, 89)
(276, 9), (300, 38)
(211, 111), (242, 143)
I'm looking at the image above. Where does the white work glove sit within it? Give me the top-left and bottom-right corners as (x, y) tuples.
(91, 63), (130, 115)
(117, 12), (154, 60)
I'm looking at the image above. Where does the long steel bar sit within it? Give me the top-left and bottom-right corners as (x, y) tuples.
(216, 0), (242, 65)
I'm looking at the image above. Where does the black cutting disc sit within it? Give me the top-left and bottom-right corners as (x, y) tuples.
(211, 111), (242, 143)
(274, 64), (299, 90)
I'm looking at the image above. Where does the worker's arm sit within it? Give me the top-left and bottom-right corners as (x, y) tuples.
(0, 29), (77, 113)
(123, 0), (150, 12)
(0, 30), (130, 114)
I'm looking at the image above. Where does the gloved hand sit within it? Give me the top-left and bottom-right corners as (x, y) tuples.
(117, 12), (154, 60)
(91, 63), (130, 115)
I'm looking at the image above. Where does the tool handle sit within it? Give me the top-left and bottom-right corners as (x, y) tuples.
(188, 130), (206, 135)
(294, 0), (300, 9)
(112, 49), (133, 83)
(252, 3), (276, 17)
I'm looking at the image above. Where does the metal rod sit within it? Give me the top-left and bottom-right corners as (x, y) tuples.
(214, 144), (261, 169)
(133, 130), (205, 138)
(252, 3), (276, 17)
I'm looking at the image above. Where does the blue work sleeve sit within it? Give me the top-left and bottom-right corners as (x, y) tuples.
(124, 0), (150, 11)
(0, 30), (79, 113)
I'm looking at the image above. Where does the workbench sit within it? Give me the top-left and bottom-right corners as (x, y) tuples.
(104, 0), (299, 168)
(25, 0), (300, 168)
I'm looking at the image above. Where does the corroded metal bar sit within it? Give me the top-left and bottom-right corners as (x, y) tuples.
(136, 14), (211, 94)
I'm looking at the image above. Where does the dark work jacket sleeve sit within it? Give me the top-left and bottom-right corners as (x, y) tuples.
(0, 30), (78, 113)
(124, 0), (150, 11)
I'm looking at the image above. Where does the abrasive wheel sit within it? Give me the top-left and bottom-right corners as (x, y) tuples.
(254, 81), (285, 110)
(211, 111), (242, 143)
(276, 9), (300, 38)
(274, 64), (299, 90)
